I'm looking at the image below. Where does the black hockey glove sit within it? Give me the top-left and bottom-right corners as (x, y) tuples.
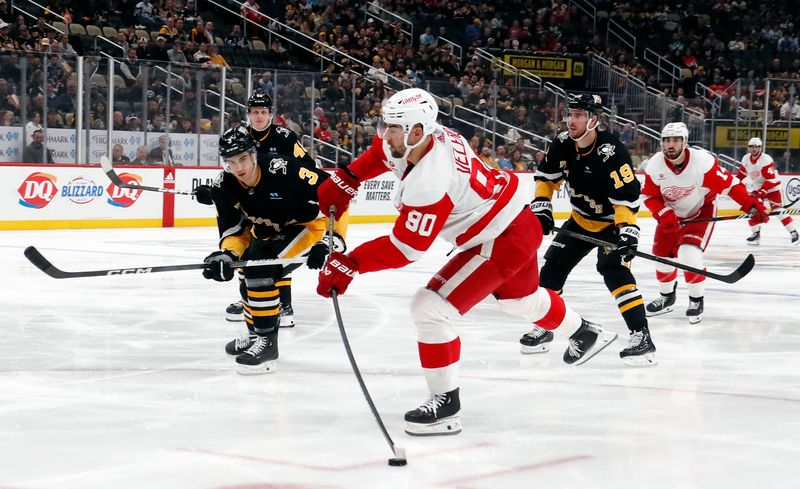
(306, 232), (347, 270)
(616, 225), (640, 263)
(194, 185), (215, 205)
(202, 250), (238, 281)
(531, 197), (554, 235)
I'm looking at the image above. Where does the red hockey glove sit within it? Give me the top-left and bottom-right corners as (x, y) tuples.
(317, 252), (358, 298)
(743, 198), (770, 226)
(318, 166), (360, 220)
(654, 207), (681, 234)
(750, 189), (768, 200)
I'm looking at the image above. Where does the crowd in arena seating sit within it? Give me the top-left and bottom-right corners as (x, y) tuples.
(1, 0), (799, 168)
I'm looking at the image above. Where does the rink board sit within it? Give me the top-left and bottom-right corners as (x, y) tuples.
(2, 163), (798, 230)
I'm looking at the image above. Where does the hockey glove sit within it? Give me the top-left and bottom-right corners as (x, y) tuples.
(616, 224), (640, 262)
(654, 207), (681, 234)
(318, 166), (360, 220)
(193, 185), (215, 205)
(202, 250), (238, 282)
(750, 189), (768, 200)
(317, 252), (358, 298)
(743, 198), (770, 226)
(306, 232), (347, 270)
(531, 197), (554, 235)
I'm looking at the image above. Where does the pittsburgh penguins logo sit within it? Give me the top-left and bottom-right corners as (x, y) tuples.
(557, 131), (569, 142)
(597, 143), (616, 162)
(268, 157), (288, 175)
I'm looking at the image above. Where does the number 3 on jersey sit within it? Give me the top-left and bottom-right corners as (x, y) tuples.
(610, 163), (635, 189)
(406, 210), (436, 236)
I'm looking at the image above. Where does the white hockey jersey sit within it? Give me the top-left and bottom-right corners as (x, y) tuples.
(737, 152), (780, 194)
(347, 126), (532, 273)
(642, 147), (741, 219)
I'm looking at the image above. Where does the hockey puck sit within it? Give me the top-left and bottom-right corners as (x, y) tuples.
(388, 457), (407, 466)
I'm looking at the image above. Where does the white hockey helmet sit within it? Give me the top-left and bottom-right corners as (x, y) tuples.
(380, 88), (439, 136)
(661, 122), (689, 142)
(748, 137), (763, 147)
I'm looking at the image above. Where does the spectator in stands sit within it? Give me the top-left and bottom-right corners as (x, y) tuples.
(207, 44), (229, 68)
(148, 135), (174, 165)
(193, 42), (210, 64)
(508, 149), (523, 171)
(619, 123), (636, 150)
(159, 16), (179, 43)
(126, 115), (142, 131)
(225, 24), (250, 49)
(781, 96), (800, 120)
(149, 36), (169, 62)
(495, 145), (511, 170)
(282, 111), (301, 134)
(112, 144), (131, 164)
(0, 78), (19, 114)
(256, 71), (273, 95)
(419, 26), (436, 47)
(367, 55), (388, 83)
(190, 20), (212, 44)
(241, 0), (265, 25)
(113, 111), (126, 130)
(167, 39), (187, 63)
(266, 40), (292, 67)
(134, 0), (154, 26)
(130, 145), (149, 165)
(205, 22), (217, 43)
(119, 48), (142, 86)
(314, 117), (332, 143)
(23, 129), (54, 164)
(0, 19), (14, 52)
(58, 33), (75, 54)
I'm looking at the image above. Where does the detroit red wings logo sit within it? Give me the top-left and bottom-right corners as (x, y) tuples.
(662, 185), (696, 202)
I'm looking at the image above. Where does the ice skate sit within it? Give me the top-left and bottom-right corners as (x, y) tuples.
(404, 388), (462, 436)
(225, 300), (245, 322)
(563, 320), (617, 366)
(790, 230), (799, 246)
(620, 327), (657, 366)
(646, 283), (676, 317)
(519, 326), (554, 354)
(235, 333), (278, 374)
(686, 296), (704, 324)
(746, 230), (761, 246)
(278, 303), (295, 328)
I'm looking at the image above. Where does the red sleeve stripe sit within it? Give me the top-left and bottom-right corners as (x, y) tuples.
(418, 337), (461, 369)
(456, 173), (519, 246)
(389, 232), (426, 261)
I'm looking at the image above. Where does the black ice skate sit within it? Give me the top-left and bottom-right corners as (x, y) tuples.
(226, 300), (245, 322)
(746, 230), (761, 246)
(563, 320), (617, 366)
(235, 333), (278, 374)
(791, 230), (799, 246)
(278, 303), (295, 328)
(645, 283), (677, 317)
(225, 333), (256, 356)
(686, 296), (704, 324)
(519, 326), (554, 354)
(620, 326), (657, 366)
(404, 388), (462, 436)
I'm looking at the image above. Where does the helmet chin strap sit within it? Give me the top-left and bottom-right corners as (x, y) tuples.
(569, 115), (599, 143)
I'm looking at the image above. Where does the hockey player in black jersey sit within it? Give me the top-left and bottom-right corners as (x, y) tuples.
(519, 94), (657, 366)
(221, 90), (317, 327)
(202, 126), (346, 374)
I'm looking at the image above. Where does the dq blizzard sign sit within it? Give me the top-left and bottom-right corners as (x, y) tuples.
(18, 172), (58, 209)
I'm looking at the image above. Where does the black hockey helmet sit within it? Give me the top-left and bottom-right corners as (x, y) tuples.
(247, 89), (272, 110)
(219, 126), (256, 158)
(568, 94), (603, 115)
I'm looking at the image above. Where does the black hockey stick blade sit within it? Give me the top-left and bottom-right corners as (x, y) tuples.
(551, 226), (755, 284)
(24, 246), (306, 279)
(100, 155), (195, 196)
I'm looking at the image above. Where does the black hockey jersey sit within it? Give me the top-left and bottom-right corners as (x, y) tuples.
(211, 153), (328, 247)
(536, 130), (640, 230)
(249, 124), (315, 167)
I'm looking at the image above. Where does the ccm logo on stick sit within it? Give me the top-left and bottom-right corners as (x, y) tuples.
(107, 268), (153, 275)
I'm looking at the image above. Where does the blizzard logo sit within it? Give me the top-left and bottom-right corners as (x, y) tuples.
(62, 177), (104, 204)
(18, 172), (58, 209)
(107, 173), (144, 208)
(662, 185), (696, 202)
(107, 268), (153, 275)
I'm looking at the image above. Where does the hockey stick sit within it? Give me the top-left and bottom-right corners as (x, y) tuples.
(681, 208), (800, 225)
(552, 226), (754, 284)
(24, 246), (306, 279)
(324, 207), (407, 467)
(100, 155), (196, 196)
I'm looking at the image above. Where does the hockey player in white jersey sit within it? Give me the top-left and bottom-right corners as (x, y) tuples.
(736, 137), (798, 246)
(643, 123), (770, 323)
(314, 88), (616, 436)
